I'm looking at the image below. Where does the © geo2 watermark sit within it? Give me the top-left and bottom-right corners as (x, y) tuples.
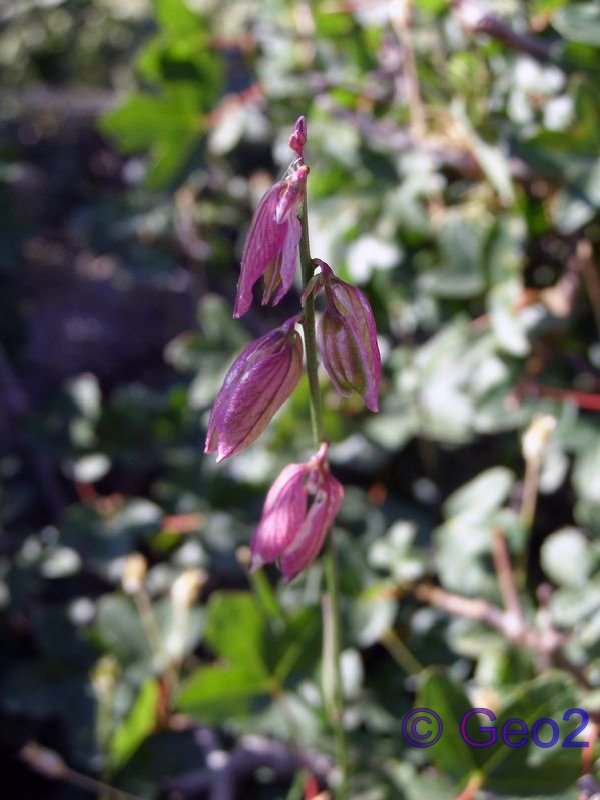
(401, 707), (590, 749)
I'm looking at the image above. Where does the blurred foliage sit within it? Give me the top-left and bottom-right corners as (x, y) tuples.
(2, 0), (600, 798)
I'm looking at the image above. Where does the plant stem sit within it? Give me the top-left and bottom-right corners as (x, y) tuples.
(324, 541), (348, 796)
(299, 201), (324, 444)
(299, 197), (348, 798)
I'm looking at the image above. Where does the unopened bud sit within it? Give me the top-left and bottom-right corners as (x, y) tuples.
(522, 414), (556, 462)
(121, 553), (147, 595)
(235, 545), (252, 569)
(315, 261), (381, 412)
(171, 568), (207, 608)
(91, 654), (119, 698)
(21, 742), (68, 780)
(205, 317), (304, 462)
(289, 115), (308, 156)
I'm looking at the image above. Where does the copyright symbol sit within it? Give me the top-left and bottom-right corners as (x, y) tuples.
(402, 708), (443, 747)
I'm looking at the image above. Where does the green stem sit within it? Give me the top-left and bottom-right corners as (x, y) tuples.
(299, 197), (348, 798)
(299, 203), (324, 444)
(324, 541), (348, 797)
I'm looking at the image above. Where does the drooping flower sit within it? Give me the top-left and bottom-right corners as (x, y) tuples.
(250, 443), (344, 582)
(311, 260), (381, 412)
(233, 162), (309, 318)
(204, 316), (303, 462)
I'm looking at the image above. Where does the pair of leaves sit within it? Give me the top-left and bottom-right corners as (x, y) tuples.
(175, 591), (321, 723)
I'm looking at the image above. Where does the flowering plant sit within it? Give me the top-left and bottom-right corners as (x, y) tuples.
(206, 117), (380, 579)
(204, 116), (381, 793)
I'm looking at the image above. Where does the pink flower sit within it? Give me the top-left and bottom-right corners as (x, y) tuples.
(233, 161), (309, 319)
(250, 443), (344, 582)
(311, 261), (381, 412)
(204, 316), (303, 463)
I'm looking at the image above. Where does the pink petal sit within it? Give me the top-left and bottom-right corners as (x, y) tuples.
(250, 462), (310, 570)
(204, 334), (273, 455)
(270, 216), (301, 307)
(205, 320), (303, 461)
(274, 165), (308, 224)
(280, 472), (344, 582)
(319, 278), (381, 412)
(215, 332), (303, 461)
(234, 183), (287, 318)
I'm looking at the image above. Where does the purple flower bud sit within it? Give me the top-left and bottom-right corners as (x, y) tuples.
(315, 261), (381, 412)
(233, 163), (309, 319)
(250, 443), (344, 582)
(289, 116), (307, 157)
(204, 317), (303, 463)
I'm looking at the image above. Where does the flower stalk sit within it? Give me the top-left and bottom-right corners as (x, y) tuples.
(299, 198), (348, 798)
(299, 201), (324, 444)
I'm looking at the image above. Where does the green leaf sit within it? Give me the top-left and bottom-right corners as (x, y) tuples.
(114, 730), (202, 799)
(488, 280), (530, 357)
(175, 663), (272, 723)
(94, 595), (152, 665)
(268, 606), (321, 685)
(540, 527), (590, 587)
(573, 439), (600, 503)
(482, 674), (580, 795)
(349, 588), (397, 648)
(443, 467), (514, 521)
(101, 93), (199, 152)
(421, 217), (486, 299)
(454, 103), (515, 205)
(154, 0), (206, 35)
(550, 578), (600, 626)
(111, 680), (159, 769)
(175, 592), (320, 723)
(417, 673), (482, 780)
(418, 673), (580, 795)
(554, 3), (600, 46)
(204, 591), (269, 679)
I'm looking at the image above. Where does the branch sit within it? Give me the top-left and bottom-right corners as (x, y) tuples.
(316, 97), (534, 182)
(491, 528), (525, 633)
(164, 732), (333, 800)
(21, 743), (142, 800)
(414, 582), (593, 690)
(390, 0), (427, 139)
(452, 0), (554, 61)
(414, 583), (507, 633)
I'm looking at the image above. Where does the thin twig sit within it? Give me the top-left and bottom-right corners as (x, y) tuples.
(454, 773), (483, 800)
(414, 582), (593, 691)
(164, 732), (333, 800)
(491, 528), (525, 635)
(390, 0), (427, 139)
(452, 0), (554, 61)
(415, 583), (506, 632)
(316, 97), (534, 182)
(21, 743), (143, 800)
(379, 628), (423, 675)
